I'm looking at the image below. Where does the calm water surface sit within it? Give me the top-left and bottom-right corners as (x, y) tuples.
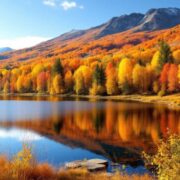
(0, 96), (179, 174)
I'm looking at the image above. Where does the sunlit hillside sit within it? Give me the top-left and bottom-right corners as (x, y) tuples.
(0, 24), (180, 68)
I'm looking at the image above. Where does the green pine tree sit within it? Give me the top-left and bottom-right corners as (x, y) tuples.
(52, 58), (64, 76)
(159, 40), (174, 69)
(93, 65), (106, 86)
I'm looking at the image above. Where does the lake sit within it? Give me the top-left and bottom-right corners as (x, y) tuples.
(0, 95), (179, 174)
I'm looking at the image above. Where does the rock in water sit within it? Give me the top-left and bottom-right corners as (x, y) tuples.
(65, 158), (108, 172)
(86, 159), (108, 165)
(87, 164), (106, 172)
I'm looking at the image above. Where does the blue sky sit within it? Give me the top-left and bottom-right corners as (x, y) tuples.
(0, 0), (180, 49)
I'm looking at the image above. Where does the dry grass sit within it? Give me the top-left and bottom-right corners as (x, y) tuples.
(0, 159), (153, 180)
(96, 93), (180, 110)
(58, 169), (153, 180)
(0, 154), (153, 180)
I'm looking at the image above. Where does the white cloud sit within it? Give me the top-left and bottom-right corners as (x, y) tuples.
(61, 1), (84, 10)
(0, 36), (50, 50)
(43, 0), (56, 7)
(61, 1), (77, 10)
(42, 0), (84, 10)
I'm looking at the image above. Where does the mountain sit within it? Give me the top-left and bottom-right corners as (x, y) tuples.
(94, 13), (144, 38)
(0, 7), (180, 65)
(56, 7), (180, 40)
(134, 8), (180, 32)
(0, 47), (13, 53)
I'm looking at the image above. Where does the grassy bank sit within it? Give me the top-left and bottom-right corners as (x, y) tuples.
(85, 93), (180, 110)
(0, 145), (152, 180)
(1, 134), (180, 179)
(1, 93), (180, 110)
(0, 159), (153, 180)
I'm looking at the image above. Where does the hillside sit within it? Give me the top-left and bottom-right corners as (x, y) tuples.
(0, 8), (179, 97)
(0, 7), (180, 68)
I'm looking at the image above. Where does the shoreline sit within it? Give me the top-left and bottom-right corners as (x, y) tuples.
(0, 93), (180, 110)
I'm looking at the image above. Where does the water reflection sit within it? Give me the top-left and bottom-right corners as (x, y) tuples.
(0, 127), (105, 168)
(0, 96), (179, 167)
(0, 128), (42, 142)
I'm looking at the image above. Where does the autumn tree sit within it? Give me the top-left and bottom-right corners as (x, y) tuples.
(3, 81), (10, 93)
(23, 74), (32, 92)
(118, 58), (133, 94)
(52, 74), (64, 94)
(64, 70), (73, 93)
(132, 64), (145, 92)
(151, 41), (173, 72)
(105, 62), (119, 95)
(16, 76), (24, 93)
(74, 73), (84, 95)
(151, 51), (161, 72)
(93, 65), (105, 86)
(168, 64), (178, 92)
(52, 58), (63, 76)
(173, 49), (180, 64)
(90, 65), (106, 95)
(74, 65), (92, 95)
(37, 72), (48, 93)
(159, 63), (170, 91)
(32, 64), (44, 77)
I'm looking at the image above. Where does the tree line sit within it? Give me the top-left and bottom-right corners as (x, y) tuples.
(0, 41), (179, 96)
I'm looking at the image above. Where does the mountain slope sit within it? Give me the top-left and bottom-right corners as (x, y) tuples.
(0, 7), (180, 66)
(96, 13), (144, 38)
(134, 8), (180, 31)
(53, 7), (180, 41)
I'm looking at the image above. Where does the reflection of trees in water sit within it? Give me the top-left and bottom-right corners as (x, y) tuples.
(4, 100), (179, 151)
(92, 105), (105, 134)
(63, 101), (180, 144)
(2, 100), (179, 165)
(100, 143), (143, 165)
(53, 120), (63, 134)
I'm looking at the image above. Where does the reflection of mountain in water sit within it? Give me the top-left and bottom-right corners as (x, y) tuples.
(0, 98), (179, 166)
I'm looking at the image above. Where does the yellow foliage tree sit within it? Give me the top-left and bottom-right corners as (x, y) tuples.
(132, 64), (151, 92)
(151, 51), (161, 72)
(31, 64), (44, 77)
(3, 81), (10, 93)
(118, 58), (133, 93)
(53, 74), (64, 94)
(64, 70), (73, 93)
(74, 65), (92, 95)
(173, 49), (180, 64)
(16, 76), (24, 93)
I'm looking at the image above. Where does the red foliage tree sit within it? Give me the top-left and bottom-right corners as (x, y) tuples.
(168, 64), (178, 92)
(159, 63), (170, 90)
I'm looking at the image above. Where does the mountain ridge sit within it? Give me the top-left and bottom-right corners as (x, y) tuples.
(54, 7), (180, 41)
(0, 7), (180, 65)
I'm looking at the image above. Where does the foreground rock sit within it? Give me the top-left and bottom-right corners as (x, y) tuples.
(65, 159), (108, 172)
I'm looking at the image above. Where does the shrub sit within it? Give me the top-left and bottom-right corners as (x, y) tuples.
(143, 134), (180, 180)
(158, 90), (165, 97)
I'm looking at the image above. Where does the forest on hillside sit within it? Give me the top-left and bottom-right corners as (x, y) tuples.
(0, 40), (179, 96)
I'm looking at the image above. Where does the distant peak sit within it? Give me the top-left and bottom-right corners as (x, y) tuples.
(69, 29), (81, 33)
(0, 47), (13, 53)
(147, 7), (180, 14)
